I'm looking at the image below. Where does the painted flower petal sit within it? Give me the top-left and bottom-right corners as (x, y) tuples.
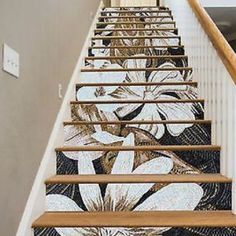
(104, 134), (135, 210)
(91, 131), (125, 144)
(46, 194), (83, 212)
(63, 126), (104, 161)
(124, 56), (147, 83)
(120, 157), (173, 210)
(129, 104), (165, 139)
(157, 95), (195, 136)
(78, 157), (104, 211)
(134, 183), (203, 211)
(111, 133), (135, 174)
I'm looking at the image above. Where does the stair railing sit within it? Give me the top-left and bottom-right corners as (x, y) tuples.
(161, 0), (236, 214)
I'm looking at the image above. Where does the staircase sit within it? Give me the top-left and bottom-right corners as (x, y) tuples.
(32, 6), (236, 236)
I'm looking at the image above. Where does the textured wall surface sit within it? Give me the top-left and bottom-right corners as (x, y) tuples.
(0, 0), (100, 235)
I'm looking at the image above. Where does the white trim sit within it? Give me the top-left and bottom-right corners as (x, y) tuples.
(16, 1), (104, 235)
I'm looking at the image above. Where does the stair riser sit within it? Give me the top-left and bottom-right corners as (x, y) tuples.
(63, 123), (211, 146)
(45, 182), (231, 212)
(88, 46), (185, 57)
(91, 37), (181, 47)
(34, 227), (236, 236)
(85, 55), (185, 67)
(76, 84), (196, 100)
(56, 148), (219, 175)
(70, 102), (204, 121)
(100, 12), (172, 17)
(94, 29), (178, 36)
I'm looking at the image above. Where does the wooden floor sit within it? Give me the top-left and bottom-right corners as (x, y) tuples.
(32, 211), (236, 228)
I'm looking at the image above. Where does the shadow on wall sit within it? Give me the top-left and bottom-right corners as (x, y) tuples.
(205, 7), (236, 52)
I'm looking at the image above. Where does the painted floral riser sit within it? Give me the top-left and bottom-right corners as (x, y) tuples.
(56, 149), (219, 176)
(94, 29), (178, 37)
(88, 47), (185, 58)
(71, 102), (204, 122)
(91, 38), (181, 48)
(46, 182), (231, 212)
(63, 123), (211, 146)
(34, 227), (236, 236)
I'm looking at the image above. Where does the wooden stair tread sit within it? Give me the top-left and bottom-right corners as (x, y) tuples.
(32, 211), (236, 228)
(85, 55), (187, 60)
(95, 28), (177, 32)
(76, 82), (196, 87)
(98, 16), (173, 19)
(92, 35), (179, 40)
(63, 120), (211, 126)
(45, 174), (230, 184)
(97, 21), (175, 25)
(101, 10), (171, 13)
(55, 145), (220, 152)
(89, 45), (184, 49)
(81, 67), (191, 72)
(70, 99), (203, 104)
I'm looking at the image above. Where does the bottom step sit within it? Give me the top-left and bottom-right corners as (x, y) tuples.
(33, 211), (236, 235)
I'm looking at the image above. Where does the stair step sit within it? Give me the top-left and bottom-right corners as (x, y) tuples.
(101, 10), (171, 14)
(46, 174), (230, 184)
(32, 211), (236, 228)
(76, 81), (196, 87)
(89, 45), (184, 49)
(92, 35), (180, 40)
(95, 28), (177, 33)
(85, 55), (187, 60)
(63, 120), (210, 126)
(81, 67), (191, 72)
(56, 145), (219, 152)
(97, 21), (176, 25)
(104, 7), (169, 9)
(99, 15), (173, 19)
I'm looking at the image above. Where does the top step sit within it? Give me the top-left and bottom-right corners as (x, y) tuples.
(103, 7), (170, 10)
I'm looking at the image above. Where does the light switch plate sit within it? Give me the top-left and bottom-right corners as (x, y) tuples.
(3, 44), (20, 78)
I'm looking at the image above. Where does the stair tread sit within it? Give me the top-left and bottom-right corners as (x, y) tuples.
(98, 16), (173, 18)
(63, 119), (210, 126)
(45, 174), (230, 184)
(55, 145), (220, 152)
(101, 10), (171, 13)
(92, 35), (179, 39)
(85, 55), (187, 60)
(97, 21), (175, 25)
(32, 211), (236, 228)
(95, 28), (177, 31)
(89, 45), (184, 49)
(81, 67), (191, 72)
(70, 99), (203, 104)
(76, 81), (196, 86)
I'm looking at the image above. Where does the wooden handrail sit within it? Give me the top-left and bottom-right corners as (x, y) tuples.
(188, 0), (236, 84)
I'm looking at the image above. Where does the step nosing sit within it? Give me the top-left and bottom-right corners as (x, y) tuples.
(32, 211), (236, 228)
(55, 145), (220, 152)
(76, 82), (197, 87)
(45, 174), (231, 184)
(81, 68), (192, 72)
(63, 120), (211, 126)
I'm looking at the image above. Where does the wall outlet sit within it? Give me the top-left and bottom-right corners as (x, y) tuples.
(3, 44), (20, 78)
(58, 84), (63, 99)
